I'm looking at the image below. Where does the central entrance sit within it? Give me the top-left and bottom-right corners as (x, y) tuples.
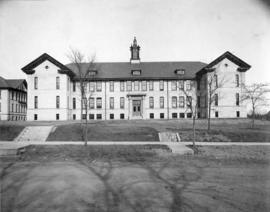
(132, 100), (141, 116)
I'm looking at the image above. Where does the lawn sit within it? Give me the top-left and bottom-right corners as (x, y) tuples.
(1, 145), (270, 212)
(0, 125), (25, 141)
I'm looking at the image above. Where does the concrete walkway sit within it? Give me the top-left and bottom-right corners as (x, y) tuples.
(14, 126), (54, 142)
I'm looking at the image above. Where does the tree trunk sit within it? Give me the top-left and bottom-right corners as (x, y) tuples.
(252, 106), (255, 128)
(207, 97), (211, 132)
(192, 115), (196, 148)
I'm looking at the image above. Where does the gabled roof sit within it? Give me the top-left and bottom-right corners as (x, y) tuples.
(21, 53), (75, 78)
(66, 61), (207, 81)
(0, 76), (27, 90)
(197, 51), (251, 76)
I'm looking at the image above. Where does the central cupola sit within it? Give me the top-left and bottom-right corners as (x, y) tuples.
(130, 37), (140, 64)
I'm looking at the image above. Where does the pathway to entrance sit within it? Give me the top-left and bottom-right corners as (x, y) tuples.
(14, 126), (54, 142)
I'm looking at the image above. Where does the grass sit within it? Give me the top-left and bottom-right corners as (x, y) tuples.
(1, 145), (270, 212)
(0, 125), (25, 141)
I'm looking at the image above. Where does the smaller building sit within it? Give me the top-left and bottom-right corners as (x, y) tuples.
(0, 76), (27, 121)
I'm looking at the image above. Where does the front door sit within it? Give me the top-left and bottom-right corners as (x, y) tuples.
(132, 100), (141, 116)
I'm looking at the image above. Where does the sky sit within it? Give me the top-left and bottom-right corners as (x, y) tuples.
(0, 0), (270, 86)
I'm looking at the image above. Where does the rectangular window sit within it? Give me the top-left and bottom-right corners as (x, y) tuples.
(160, 97), (164, 108)
(96, 97), (102, 109)
(110, 81), (114, 92)
(89, 82), (95, 92)
(56, 114), (59, 120)
(34, 114), (38, 120)
(179, 96), (185, 108)
(73, 114), (76, 120)
(187, 113), (192, 118)
(187, 96), (192, 107)
(197, 112), (201, 118)
(82, 98), (87, 109)
(0, 90), (1, 99)
(127, 81), (132, 91)
(180, 113), (185, 118)
(215, 111), (219, 118)
(171, 81), (177, 91)
(120, 97), (125, 109)
(142, 81), (147, 91)
(236, 111), (240, 117)
(197, 80), (200, 90)
(186, 80), (191, 90)
(236, 74), (239, 87)
(110, 97), (114, 109)
(96, 114), (102, 119)
(172, 113), (177, 119)
(11, 103), (13, 112)
(214, 74), (218, 88)
(73, 98), (76, 109)
(160, 113), (164, 119)
(89, 114), (94, 120)
(34, 96), (38, 109)
(34, 77), (38, 89)
(67, 78), (69, 91)
(150, 113), (154, 119)
(134, 81), (139, 91)
(120, 113), (125, 119)
(89, 98), (95, 109)
(172, 96), (177, 108)
(110, 114), (114, 119)
(120, 81), (125, 91)
(149, 81), (154, 91)
(179, 80), (184, 90)
(149, 97), (154, 108)
(73, 82), (76, 92)
(236, 93), (240, 106)
(56, 96), (60, 109)
(0, 102), (1, 112)
(82, 114), (86, 120)
(56, 76), (60, 89)
(197, 96), (201, 108)
(159, 80), (164, 91)
(96, 82), (102, 92)
(214, 94), (218, 106)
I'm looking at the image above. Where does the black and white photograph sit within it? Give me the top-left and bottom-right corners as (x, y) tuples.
(0, 0), (270, 211)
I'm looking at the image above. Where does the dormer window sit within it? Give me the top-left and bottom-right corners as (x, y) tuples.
(131, 70), (141, 76)
(175, 69), (185, 75)
(88, 70), (97, 76)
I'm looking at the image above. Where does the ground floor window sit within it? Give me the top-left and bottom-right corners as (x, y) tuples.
(89, 114), (94, 120)
(110, 114), (114, 119)
(160, 113), (164, 119)
(120, 113), (125, 119)
(215, 111), (219, 118)
(236, 111), (240, 118)
(73, 114), (76, 120)
(172, 113), (177, 119)
(56, 114), (59, 120)
(197, 112), (201, 118)
(97, 114), (102, 119)
(82, 114), (86, 120)
(187, 113), (192, 118)
(150, 113), (154, 119)
(179, 113), (185, 118)
(34, 114), (38, 120)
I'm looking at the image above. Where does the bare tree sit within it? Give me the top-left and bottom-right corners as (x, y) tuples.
(67, 48), (97, 145)
(241, 83), (270, 128)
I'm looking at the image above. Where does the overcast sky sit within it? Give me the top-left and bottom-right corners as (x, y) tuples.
(0, 0), (270, 85)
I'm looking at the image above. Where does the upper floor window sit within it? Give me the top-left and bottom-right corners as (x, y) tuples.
(110, 97), (114, 109)
(82, 98), (87, 109)
(186, 80), (191, 90)
(120, 81), (125, 91)
(179, 96), (185, 108)
(34, 96), (38, 109)
(0, 90), (1, 99)
(236, 74), (240, 87)
(149, 97), (154, 109)
(171, 81), (177, 91)
(197, 79), (200, 90)
(159, 80), (164, 91)
(120, 97), (125, 109)
(187, 96), (192, 107)
(179, 80), (184, 90)
(89, 82), (95, 92)
(56, 77), (60, 89)
(89, 98), (95, 109)
(56, 96), (60, 108)
(127, 81), (132, 91)
(96, 97), (102, 109)
(160, 97), (164, 108)
(134, 81), (139, 91)
(131, 70), (141, 76)
(96, 81), (102, 92)
(172, 96), (177, 108)
(149, 81), (154, 91)
(142, 81), (147, 91)
(110, 81), (114, 92)
(214, 74), (218, 88)
(73, 82), (76, 92)
(197, 96), (201, 108)
(236, 93), (240, 106)
(73, 98), (76, 109)
(214, 94), (218, 106)
(34, 77), (38, 89)
(67, 78), (69, 91)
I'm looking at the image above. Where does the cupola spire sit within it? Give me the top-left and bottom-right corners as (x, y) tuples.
(130, 36), (140, 64)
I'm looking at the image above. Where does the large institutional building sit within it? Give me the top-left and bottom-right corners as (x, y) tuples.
(21, 38), (251, 121)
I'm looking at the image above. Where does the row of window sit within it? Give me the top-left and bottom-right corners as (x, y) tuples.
(9, 91), (27, 102)
(10, 103), (27, 113)
(8, 115), (26, 121)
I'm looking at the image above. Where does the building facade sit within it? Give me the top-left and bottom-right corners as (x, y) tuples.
(0, 77), (27, 121)
(21, 38), (251, 121)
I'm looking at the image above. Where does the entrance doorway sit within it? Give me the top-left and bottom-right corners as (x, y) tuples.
(132, 100), (141, 116)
